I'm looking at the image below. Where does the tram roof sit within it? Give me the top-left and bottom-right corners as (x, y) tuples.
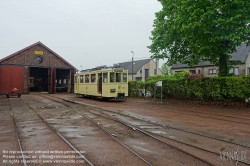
(77, 67), (127, 74)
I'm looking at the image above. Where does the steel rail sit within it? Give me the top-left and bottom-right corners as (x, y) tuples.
(68, 97), (250, 149)
(8, 99), (27, 166)
(82, 102), (250, 148)
(43, 94), (250, 148)
(40, 95), (214, 166)
(74, 109), (153, 166)
(25, 103), (94, 166)
(77, 106), (250, 166)
(40, 95), (250, 165)
(43, 95), (250, 148)
(75, 107), (215, 166)
(38, 95), (152, 165)
(125, 101), (250, 123)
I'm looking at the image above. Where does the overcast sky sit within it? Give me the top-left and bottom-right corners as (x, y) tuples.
(0, 0), (164, 70)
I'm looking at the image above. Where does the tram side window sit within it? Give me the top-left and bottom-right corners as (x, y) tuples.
(123, 73), (127, 82)
(80, 75), (84, 83)
(110, 72), (114, 83)
(91, 74), (96, 83)
(116, 73), (121, 82)
(85, 74), (89, 83)
(103, 73), (108, 83)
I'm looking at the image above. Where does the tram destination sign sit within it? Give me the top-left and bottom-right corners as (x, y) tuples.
(114, 68), (123, 72)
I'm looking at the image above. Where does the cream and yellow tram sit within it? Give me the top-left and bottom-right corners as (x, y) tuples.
(74, 68), (128, 100)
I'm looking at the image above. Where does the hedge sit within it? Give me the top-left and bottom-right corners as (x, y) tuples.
(128, 76), (250, 102)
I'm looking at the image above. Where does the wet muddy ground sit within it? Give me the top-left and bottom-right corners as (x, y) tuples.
(0, 93), (249, 166)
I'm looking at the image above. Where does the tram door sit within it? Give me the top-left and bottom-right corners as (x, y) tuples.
(98, 73), (102, 93)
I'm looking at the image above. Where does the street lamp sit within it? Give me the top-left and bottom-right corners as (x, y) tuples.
(131, 51), (134, 81)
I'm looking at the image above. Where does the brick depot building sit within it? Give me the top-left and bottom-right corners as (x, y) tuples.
(0, 41), (76, 94)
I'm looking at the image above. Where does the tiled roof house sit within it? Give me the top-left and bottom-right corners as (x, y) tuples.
(171, 43), (250, 77)
(118, 59), (162, 81)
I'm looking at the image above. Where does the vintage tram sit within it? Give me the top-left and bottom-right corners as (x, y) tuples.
(74, 67), (128, 100)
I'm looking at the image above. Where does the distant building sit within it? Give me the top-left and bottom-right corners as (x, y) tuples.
(118, 59), (162, 81)
(171, 43), (250, 77)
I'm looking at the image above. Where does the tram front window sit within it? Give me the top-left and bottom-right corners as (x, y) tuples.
(110, 72), (114, 83)
(123, 73), (127, 82)
(116, 73), (121, 82)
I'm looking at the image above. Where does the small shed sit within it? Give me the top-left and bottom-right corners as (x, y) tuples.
(0, 41), (76, 94)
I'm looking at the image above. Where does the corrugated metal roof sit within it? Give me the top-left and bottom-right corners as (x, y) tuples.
(118, 59), (151, 74)
(172, 43), (250, 69)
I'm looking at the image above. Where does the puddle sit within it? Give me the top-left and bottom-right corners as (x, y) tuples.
(41, 106), (59, 109)
(65, 133), (86, 138)
(139, 126), (161, 129)
(134, 145), (152, 153)
(168, 136), (176, 139)
(151, 130), (167, 134)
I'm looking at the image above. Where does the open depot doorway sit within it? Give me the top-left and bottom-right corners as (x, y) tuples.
(29, 67), (49, 92)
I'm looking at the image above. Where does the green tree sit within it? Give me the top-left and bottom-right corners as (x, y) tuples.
(148, 0), (250, 76)
(161, 63), (172, 75)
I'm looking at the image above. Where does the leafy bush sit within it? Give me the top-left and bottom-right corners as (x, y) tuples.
(128, 74), (250, 102)
(184, 73), (204, 78)
(173, 70), (191, 79)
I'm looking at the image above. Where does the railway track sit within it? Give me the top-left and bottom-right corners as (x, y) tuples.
(73, 107), (153, 166)
(8, 97), (92, 166)
(76, 109), (215, 165)
(54, 95), (250, 148)
(39, 94), (216, 165)
(75, 105), (250, 166)
(24, 96), (152, 166)
(39, 94), (241, 166)
(8, 98), (27, 166)
(122, 101), (250, 125)
(25, 104), (94, 166)
(41, 94), (250, 166)
(95, 106), (250, 148)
